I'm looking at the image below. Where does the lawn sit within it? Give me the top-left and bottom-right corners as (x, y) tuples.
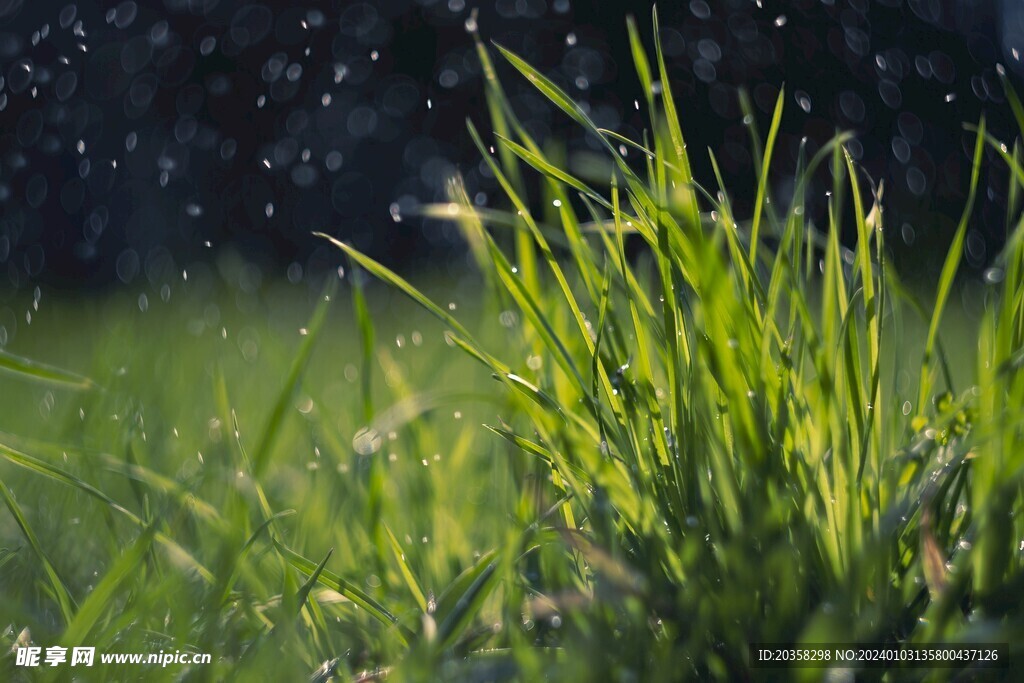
(2, 12), (1024, 682)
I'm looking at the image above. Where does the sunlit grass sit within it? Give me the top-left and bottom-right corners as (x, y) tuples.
(3, 9), (1024, 682)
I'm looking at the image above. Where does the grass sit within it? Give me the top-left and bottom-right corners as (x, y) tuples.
(3, 10), (1024, 681)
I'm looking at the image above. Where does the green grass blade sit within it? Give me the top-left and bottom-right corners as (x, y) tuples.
(383, 525), (428, 613)
(316, 233), (508, 374)
(0, 349), (96, 390)
(251, 276), (338, 476)
(917, 117), (986, 408)
(351, 266), (376, 424)
(626, 16), (653, 108)
(748, 86), (785, 263)
(0, 477), (76, 625)
(272, 538), (408, 642)
(0, 441), (214, 584)
(493, 44), (606, 148)
(495, 134), (610, 209)
(61, 526), (155, 647)
(434, 550), (500, 648)
(999, 70), (1024, 139)
(651, 5), (701, 230)
(215, 509), (296, 608)
(292, 548), (333, 617)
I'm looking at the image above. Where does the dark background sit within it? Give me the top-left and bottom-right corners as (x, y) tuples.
(0, 0), (1021, 291)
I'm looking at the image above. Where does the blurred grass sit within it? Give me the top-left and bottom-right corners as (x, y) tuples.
(0, 269), (529, 680)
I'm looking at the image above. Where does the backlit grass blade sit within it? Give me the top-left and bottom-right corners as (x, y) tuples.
(434, 550), (500, 649)
(481, 231), (588, 398)
(1, 441), (131, 516)
(0, 477), (76, 625)
(351, 266), (376, 424)
(651, 5), (701, 231)
(316, 232), (509, 375)
(470, 24), (540, 296)
(494, 44), (609, 152)
(272, 539), (405, 637)
(383, 525), (428, 613)
(917, 117), (986, 409)
(250, 276), (337, 476)
(467, 122), (600, 365)
(626, 16), (653, 109)
(999, 70), (1024, 139)
(215, 509), (297, 608)
(748, 87), (785, 264)
(61, 526), (155, 647)
(484, 424), (590, 486)
(0, 441), (214, 584)
(292, 548), (333, 617)
(0, 349), (96, 390)
(597, 128), (655, 158)
(97, 454), (227, 529)
(495, 134), (610, 209)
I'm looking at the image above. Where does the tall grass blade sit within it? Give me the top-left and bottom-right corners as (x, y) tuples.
(0, 349), (96, 390)
(251, 276), (338, 476)
(0, 477), (76, 625)
(917, 117), (986, 409)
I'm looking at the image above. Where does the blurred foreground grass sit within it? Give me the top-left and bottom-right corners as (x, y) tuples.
(0, 269), (533, 681)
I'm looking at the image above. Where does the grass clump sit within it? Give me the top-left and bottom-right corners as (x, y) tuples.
(328, 10), (1024, 681)
(1, 9), (1024, 682)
